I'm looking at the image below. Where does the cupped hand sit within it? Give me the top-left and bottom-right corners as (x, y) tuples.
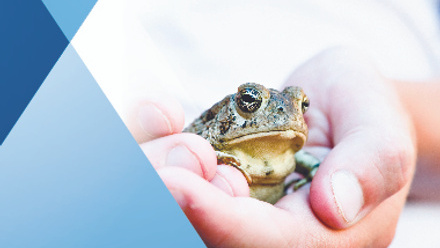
(130, 47), (416, 247)
(124, 96), (249, 198)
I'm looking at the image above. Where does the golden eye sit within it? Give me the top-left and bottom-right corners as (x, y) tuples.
(301, 96), (309, 114)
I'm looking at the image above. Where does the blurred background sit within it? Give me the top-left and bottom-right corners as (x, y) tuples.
(72, 0), (440, 246)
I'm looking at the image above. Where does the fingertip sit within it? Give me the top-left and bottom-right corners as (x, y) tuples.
(156, 166), (233, 213)
(210, 165), (250, 197)
(165, 144), (204, 176)
(141, 133), (217, 180)
(150, 96), (185, 134)
(309, 168), (365, 229)
(128, 96), (185, 143)
(180, 133), (218, 180)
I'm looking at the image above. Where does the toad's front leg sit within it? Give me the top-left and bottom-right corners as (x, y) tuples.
(288, 150), (320, 191)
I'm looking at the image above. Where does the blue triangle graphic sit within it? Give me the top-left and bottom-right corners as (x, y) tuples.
(0, 45), (205, 248)
(42, 0), (98, 41)
(0, 1), (69, 146)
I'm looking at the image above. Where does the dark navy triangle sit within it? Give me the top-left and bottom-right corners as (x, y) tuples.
(0, 1), (69, 145)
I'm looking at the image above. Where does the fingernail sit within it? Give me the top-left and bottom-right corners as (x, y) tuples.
(211, 171), (234, 196)
(331, 170), (364, 223)
(166, 145), (203, 176)
(138, 103), (172, 138)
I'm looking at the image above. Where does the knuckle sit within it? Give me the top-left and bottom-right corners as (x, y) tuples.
(379, 137), (415, 194)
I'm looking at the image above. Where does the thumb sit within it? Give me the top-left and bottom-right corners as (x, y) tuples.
(287, 47), (417, 229)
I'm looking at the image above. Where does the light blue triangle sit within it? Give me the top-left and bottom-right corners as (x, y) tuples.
(42, 0), (97, 40)
(0, 44), (204, 248)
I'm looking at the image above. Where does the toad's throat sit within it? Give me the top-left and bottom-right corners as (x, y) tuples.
(219, 130), (307, 184)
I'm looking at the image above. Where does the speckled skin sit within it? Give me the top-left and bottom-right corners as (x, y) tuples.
(184, 83), (312, 204)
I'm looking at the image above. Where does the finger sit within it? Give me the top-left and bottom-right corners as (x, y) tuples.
(127, 96), (185, 143)
(210, 165), (249, 197)
(288, 48), (417, 229)
(159, 166), (408, 248)
(141, 133), (217, 180)
(159, 166), (301, 248)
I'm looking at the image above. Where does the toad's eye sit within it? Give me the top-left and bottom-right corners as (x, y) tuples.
(236, 87), (262, 113)
(301, 96), (309, 114)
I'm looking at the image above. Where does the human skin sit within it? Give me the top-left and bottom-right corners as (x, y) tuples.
(393, 81), (440, 200)
(128, 48), (426, 247)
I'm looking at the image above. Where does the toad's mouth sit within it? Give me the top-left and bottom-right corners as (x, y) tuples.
(220, 130), (307, 185)
(224, 130), (307, 153)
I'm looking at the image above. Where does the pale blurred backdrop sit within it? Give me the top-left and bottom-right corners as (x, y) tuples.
(72, 0), (440, 246)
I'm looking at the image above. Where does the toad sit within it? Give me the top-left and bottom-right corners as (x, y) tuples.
(184, 83), (319, 204)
